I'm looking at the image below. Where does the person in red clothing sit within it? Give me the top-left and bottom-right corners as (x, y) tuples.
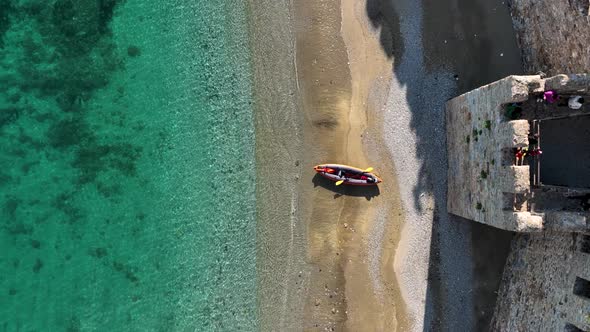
(515, 147), (526, 165)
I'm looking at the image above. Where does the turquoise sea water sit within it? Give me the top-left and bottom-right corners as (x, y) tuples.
(0, 0), (257, 331)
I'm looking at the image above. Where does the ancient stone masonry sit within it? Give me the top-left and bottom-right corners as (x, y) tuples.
(508, 0), (590, 75)
(491, 232), (590, 331)
(447, 73), (590, 331)
(446, 74), (590, 234)
(446, 75), (543, 232)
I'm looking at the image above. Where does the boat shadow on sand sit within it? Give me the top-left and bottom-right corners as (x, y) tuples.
(312, 174), (380, 200)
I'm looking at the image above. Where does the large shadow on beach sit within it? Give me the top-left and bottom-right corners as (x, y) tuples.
(312, 174), (380, 200)
(366, 0), (521, 330)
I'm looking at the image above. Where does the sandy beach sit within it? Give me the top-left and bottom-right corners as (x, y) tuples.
(251, 0), (523, 330)
(293, 0), (408, 330)
(251, 0), (409, 329)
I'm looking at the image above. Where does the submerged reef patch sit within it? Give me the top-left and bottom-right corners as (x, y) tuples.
(0, 0), (143, 239)
(65, 315), (81, 332)
(74, 143), (142, 184)
(0, 0), (13, 48)
(112, 260), (140, 284)
(30, 239), (41, 249)
(3, 196), (21, 219)
(127, 45), (140, 57)
(52, 192), (82, 224)
(32, 258), (43, 273)
(0, 107), (21, 128)
(88, 247), (108, 258)
(47, 117), (92, 149)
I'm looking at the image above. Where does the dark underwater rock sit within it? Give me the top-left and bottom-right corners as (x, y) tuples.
(127, 45), (140, 57)
(32, 258), (43, 273)
(88, 247), (108, 258)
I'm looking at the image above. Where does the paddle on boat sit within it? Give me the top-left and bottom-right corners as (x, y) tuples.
(313, 164), (382, 186)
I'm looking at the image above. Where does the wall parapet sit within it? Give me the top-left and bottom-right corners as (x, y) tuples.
(446, 74), (590, 233)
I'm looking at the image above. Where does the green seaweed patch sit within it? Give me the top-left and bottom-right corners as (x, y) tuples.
(98, 0), (124, 33)
(4, 196), (21, 219)
(0, 0), (13, 47)
(113, 261), (140, 284)
(33, 258), (43, 273)
(466, 135), (470, 144)
(96, 181), (122, 198)
(47, 117), (92, 149)
(30, 239), (41, 249)
(74, 143), (142, 184)
(21, 161), (39, 175)
(127, 45), (141, 57)
(484, 120), (492, 130)
(491, 159), (495, 165)
(480, 170), (488, 179)
(9, 148), (27, 158)
(476, 202), (483, 210)
(66, 315), (81, 332)
(0, 107), (21, 128)
(52, 192), (82, 224)
(88, 247), (108, 259)
(18, 132), (46, 151)
(478, 129), (482, 135)
(51, 0), (125, 56)
(131, 225), (141, 237)
(5, 222), (33, 236)
(8, 288), (17, 296)
(47, 115), (143, 184)
(0, 172), (11, 186)
(7, 0), (125, 118)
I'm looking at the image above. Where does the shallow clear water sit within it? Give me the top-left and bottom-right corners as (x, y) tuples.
(0, 0), (257, 330)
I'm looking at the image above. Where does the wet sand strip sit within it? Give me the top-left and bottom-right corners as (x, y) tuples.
(293, 0), (408, 330)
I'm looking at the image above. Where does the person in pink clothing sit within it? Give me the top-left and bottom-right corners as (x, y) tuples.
(543, 90), (558, 103)
(529, 148), (542, 157)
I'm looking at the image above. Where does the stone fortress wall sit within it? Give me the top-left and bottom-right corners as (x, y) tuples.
(444, 1), (590, 330)
(446, 74), (590, 330)
(491, 232), (590, 331)
(446, 75), (543, 232)
(486, 2), (590, 330)
(508, 0), (590, 76)
(446, 74), (590, 234)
